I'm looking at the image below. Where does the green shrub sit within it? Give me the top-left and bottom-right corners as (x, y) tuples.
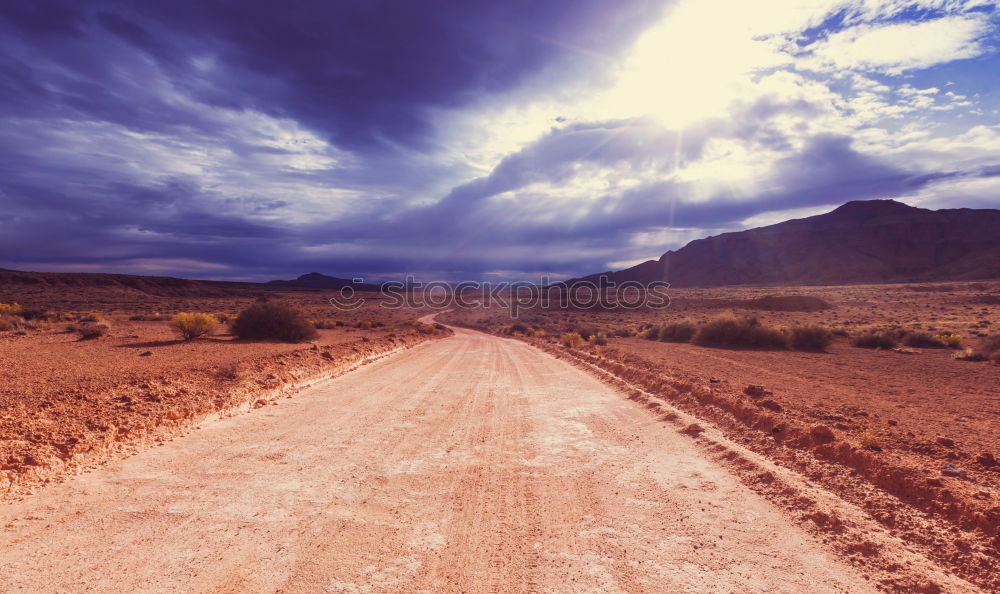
(852, 332), (897, 349)
(790, 324), (833, 351)
(692, 314), (786, 349)
(231, 301), (318, 342)
(169, 312), (219, 340)
(659, 320), (696, 343)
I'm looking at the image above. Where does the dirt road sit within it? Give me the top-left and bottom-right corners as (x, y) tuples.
(0, 327), (884, 593)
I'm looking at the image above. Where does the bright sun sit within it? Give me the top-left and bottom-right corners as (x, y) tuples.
(594, 0), (792, 128)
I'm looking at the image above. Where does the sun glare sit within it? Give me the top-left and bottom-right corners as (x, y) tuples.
(596, 1), (794, 128)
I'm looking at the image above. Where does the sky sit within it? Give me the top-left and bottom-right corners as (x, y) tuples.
(1, 0), (999, 282)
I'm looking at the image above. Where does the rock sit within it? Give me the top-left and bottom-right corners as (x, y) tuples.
(708, 378), (720, 384)
(936, 436), (955, 448)
(975, 452), (997, 466)
(810, 425), (836, 443)
(743, 384), (771, 398)
(139, 351), (152, 357)
(321, 351), (334, 360)
(941, 463), (966, 478)
(758, 399), (783, 412)
(253, 399), (268, 409)
(915, 581), (942, 594)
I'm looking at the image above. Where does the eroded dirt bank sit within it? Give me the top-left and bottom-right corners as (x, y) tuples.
(0, 324), (435, 499)
(0, 327), (981, 593)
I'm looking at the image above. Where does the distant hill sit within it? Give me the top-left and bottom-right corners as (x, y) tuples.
(569, 200), (1000, 287)
(0, 269), (253, 297)
(267, 272), (382, 291)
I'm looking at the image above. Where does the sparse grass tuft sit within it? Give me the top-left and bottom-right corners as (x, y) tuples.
(692, 314), (786, 349)
(169, 312), (219, 340)
(231, 301), (318, 343)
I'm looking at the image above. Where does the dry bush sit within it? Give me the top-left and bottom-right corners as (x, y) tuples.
(643, 325), (661, 341)
(231, 301), (318, 343)
(589, 332), (608, 346)
(0, 302), (22, 315)
(692, 314), (787, 349)
(0, 316), (13, 332)
(658, 320), (696, 343)
(77, 323), (109, 340)
(902, 332), (962, 349)
(215, 312), (232, 324)
(169, 312), (219, 340)
(851, 332), (897, 349)
(954, 348), (987, 362)
(79, 312), (105, 323)
(789, 324), (833, 351)
(313, 319), (339, 329)
(560, 332), (584, 348)
(532, 328), (546, 338)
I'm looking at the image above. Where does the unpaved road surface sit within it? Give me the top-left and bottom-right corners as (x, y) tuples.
(1, 327), (877, 593)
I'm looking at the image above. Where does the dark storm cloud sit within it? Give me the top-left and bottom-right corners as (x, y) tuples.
(0, 0), (666, 151)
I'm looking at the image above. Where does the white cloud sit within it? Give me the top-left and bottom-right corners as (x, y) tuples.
(802, 14), (992, 74)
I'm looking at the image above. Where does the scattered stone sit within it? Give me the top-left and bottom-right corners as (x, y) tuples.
(708, 378), (720, 384)
(743, 384), (771, 398)
(139, 351), (153, 357)
(771, 423), (787, 434)
(935, 436), (954, 448)
(975, 452), (997, 466)
(810, 424), (836, 443)
(887, 419), (897, 426)
(321, 351), (334, 360)
(941, 463), (966, 478)
(925, 478), (944, 488)
(253, 399), (268, 409)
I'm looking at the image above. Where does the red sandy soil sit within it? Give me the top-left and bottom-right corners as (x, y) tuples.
(0, 327), (979, 592)
(440, 281), (1000, 591)
(0, 294), (442, 498)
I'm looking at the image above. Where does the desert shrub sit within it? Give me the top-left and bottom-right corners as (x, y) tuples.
(903, 332), (950, 348)
(572, 326), (599, 341)
(313, 319), (339, 330)
(659, 320), (696, 343)
(643, 325), (661, 341)
(77, 323), (109, 340)
(612, 327), (632, 338)
(79, 312), (105, 323)
(0, 303), (22, 315)
(532, 328), (546, 338)
(215, 312), (232, 324)
(355, 320), (374, 330)
(0, 316), (13, 332)
(789, 324), (833, 351)
(169, 312), (219, 340)
(17, 307), (50, 321)
(692, 314), (787, 349)
(560, 332), (584, 348)
(589, 332), (608, 346)
(954, 348), (987, 362)
(434, 323), (446, 331)
(851, 332), (897, 349)
(231, 301), (318, 342)
(934, 333), (963, 349)
(416, 324), (439, 334)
